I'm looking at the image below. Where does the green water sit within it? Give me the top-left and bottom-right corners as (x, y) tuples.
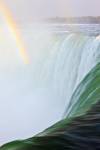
(0, 62), (100, 150)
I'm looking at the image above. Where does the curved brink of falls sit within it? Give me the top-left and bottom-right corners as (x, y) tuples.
(0, 33), (100, 149)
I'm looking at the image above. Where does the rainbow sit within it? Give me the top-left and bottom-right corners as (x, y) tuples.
(0, 1), (29, 64)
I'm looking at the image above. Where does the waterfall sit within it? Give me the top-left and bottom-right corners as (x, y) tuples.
(31, 33), (100, 111)
(0, 30), (100, 145)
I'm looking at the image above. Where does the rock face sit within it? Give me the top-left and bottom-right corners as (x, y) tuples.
(0, 63), (100, 150)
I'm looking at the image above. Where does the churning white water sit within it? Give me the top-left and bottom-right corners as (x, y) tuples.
(0, 24), (100, 145)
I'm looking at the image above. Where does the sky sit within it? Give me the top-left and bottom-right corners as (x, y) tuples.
(2, 0), (100, 22)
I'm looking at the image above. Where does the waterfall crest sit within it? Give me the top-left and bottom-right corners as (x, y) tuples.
(32, 33), (100, 112)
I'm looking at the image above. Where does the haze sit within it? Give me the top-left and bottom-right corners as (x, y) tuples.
(0, 0), (100, 146)
(3, 0), (100, 22)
